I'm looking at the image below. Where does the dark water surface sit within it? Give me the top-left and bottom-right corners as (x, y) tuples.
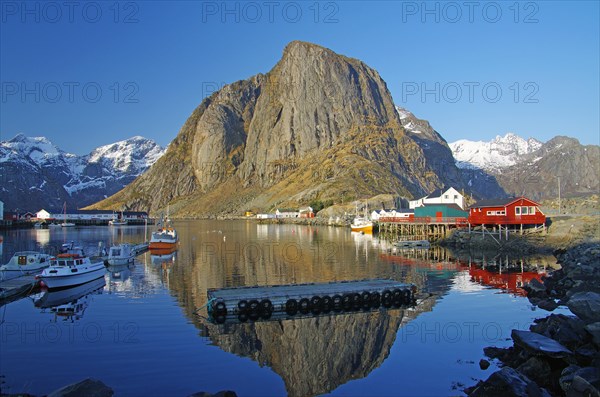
(0, 221), (566, 396)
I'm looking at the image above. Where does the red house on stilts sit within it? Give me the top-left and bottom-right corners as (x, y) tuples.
(468, 197), (546, 231)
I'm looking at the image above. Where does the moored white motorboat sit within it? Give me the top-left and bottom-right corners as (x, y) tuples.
(107, 243), (135, 265)
(37, 252), (106, 289)
(0, 251), (53, 280)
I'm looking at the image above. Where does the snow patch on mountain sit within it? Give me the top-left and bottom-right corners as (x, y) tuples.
(449, 133), (542, 172)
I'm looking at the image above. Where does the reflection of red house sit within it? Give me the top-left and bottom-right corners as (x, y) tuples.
(468, 197), (546, 226)
(469, 268), (544, 296)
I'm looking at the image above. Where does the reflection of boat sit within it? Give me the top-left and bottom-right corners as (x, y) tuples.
(34, 277), (105, 309)
(0, 251), (52, 280)
(150, 250), (176, 265)
(106, 263), (133, 282)
(37, 250), (106, 289)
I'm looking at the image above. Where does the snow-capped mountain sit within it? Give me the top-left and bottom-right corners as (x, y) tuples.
(449, 133), (543, 172)
(0, 134), (165, 211)
(449, 133), (599, 199)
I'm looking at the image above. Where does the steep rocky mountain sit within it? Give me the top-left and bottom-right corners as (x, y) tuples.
(0, 134), (165, 211)
(450, 135), (599, 200)
(93, 41), (504, 216)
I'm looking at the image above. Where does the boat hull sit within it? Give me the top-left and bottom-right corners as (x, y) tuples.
(351, 224), (373, 234)
(39, 264), (106, 289)
(148, 241), (177, 250)
(1, 265), (50, 280)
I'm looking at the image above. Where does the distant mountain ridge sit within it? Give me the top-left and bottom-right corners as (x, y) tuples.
(450, 134), (599, 199)
(450, 133), (543, 172)
(0, 134), (165, 212)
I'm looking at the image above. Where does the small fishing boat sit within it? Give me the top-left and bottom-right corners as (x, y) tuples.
(0, 251), (53, 280)
(395, 240), (431, 249)
(351, 217), (373, 234)
(149, 227), (178, 250)
(109, 219), (128, 226)
(37, 251), (106, 289)
(107, 243), (135, 265)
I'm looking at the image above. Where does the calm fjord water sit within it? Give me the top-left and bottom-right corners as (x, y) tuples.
(0, 221), (563, 396)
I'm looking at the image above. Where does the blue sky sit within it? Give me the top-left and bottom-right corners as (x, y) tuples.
(1, 1), (598, 154)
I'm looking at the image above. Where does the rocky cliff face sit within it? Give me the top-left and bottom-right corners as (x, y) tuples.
(94, 41), (500, 216)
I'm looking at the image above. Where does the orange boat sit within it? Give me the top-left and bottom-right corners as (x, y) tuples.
(149, 226), (178, 250)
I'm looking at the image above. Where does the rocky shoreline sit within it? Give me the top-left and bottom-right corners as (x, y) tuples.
(465, 242), (600, 397)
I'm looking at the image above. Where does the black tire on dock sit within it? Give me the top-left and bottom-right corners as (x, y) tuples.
(402, 289), (412, 304)
(370, 292), (381, 308)
(310, 296), (322, 310)
(260, 299), (273, 313)
(342, 294), (353, 310)
(214, 301), (227, 315)
(299, 298), (310, 313)
(286, 299), (298, 315)
(332, 295), (343, 311)
(382, 289), (392, 301)
(249, 299), (260, 313)
(238, 313), (248, 323)
(392, 289), (402, 302)
(321, 296), (332, 312)
(238, 300), (249, 313)
(361, 291), (371, 309)
(351, 293), (362, 309)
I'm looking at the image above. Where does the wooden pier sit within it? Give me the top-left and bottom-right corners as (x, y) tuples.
(378, 217), (468, 241)
(0, 274), (39, 305)
(207, 279), (415, 323)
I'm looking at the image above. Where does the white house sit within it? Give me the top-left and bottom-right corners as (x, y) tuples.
(371, 209), (414, 221)
(276, 209), (299, 218)
(409, 187), (466, 210)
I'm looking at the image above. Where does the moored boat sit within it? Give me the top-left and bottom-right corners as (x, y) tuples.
(107, 243), (135, 265)
(149, 226), (178, 250)
(109, 219), (128, 226)
(37, 252), (106, 289)
(0, 251), (53, 280)
(351, 217), (373, 234)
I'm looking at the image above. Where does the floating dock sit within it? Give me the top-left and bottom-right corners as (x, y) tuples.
(0, 274), (39, 305)
(207, 279), (415, 323)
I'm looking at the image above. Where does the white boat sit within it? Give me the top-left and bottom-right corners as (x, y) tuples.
(107, 243), (135, 265)
(109, 219), (128, 226)
(48, 223), (62, 228)
(37, 252), (106, 289)
(0, 251), (53, 280)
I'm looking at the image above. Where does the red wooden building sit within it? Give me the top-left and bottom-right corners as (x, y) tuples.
(468, 197), (546, 226)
